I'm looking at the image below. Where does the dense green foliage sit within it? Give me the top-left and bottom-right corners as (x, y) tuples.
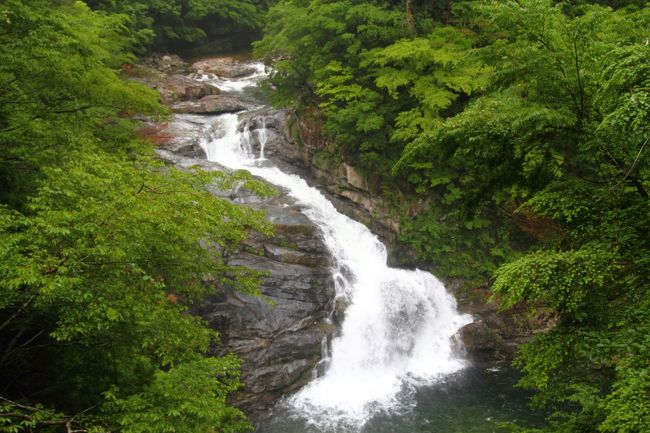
(85, 0), (269, 52)
(0, 1), (270, 432)
(256, 0), (650, 431)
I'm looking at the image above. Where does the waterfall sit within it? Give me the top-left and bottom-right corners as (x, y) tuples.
(200, 111), (472, 429)
(203, 113), (253, 164)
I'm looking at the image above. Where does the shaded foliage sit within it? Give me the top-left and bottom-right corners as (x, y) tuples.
(86, 0), (268, 52)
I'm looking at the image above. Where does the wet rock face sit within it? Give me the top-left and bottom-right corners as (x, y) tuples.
(450, 280), (559, 363)
(457, 321), (504, 362)
(156, 121), (334, 415)
(156, 114), (218, 158)
(201, 194), (334, 414)
(192, 57), (258, 78)
(140, 54), (188, 74)
(238, 109), (402, 246)
(164, 74), (221, 101)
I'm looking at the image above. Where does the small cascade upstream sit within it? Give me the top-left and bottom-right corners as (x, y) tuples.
(191, 62), (267, 92)
(197, 85), (472, 428)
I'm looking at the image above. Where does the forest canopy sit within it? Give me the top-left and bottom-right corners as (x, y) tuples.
(85, 0), (270, 52)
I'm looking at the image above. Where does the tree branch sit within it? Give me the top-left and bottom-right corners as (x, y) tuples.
(0, 293), (37, 333)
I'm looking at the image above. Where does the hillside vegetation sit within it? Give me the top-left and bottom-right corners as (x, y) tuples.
(255, 0), (650, 431)
(0, 1), (270, 432)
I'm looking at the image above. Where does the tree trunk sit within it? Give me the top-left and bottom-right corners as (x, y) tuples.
(406, 0), (415, 36)
(444, 0), (452, 26)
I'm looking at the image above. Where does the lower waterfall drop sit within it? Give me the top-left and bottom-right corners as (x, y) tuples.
(201, 112), (472, 429)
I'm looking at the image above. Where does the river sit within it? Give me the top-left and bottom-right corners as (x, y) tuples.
(188, 59), (542, 433)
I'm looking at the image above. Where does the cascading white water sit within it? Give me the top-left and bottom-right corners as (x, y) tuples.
(202, 113), (254, 164)
(257, 118), (268, 159)
(200, 113), (472, 428)
(191, 62), (267, 92)
(193, 64), (472, 429)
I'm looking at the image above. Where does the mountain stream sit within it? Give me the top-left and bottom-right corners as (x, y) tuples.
(188, 60), (542, 433)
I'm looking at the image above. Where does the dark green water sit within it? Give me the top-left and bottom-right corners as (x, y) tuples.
(255, 365), (545, 433)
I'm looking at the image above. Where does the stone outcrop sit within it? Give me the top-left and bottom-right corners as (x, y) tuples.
(453, 288), (558, 363)
(151, 114), (216, 158)
(237, 109), (401, 245)
(161, 74), (221, 102)
(156, 121), (334, 415)
(139, 54), (188, 74)
(171, 94), (253, 115)
(128, 55), (218, 105)
(200, 193), (335, 412)
(128, 55), (255, 110)
(192, 57), (259, 78)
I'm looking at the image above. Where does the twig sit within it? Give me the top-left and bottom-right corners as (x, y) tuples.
(622, 136), (648, 182)
(0, 293), (37, 333)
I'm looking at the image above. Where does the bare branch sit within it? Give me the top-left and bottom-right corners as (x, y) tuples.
(0, 292), (37, 333)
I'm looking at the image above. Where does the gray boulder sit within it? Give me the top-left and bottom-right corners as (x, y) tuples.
(171, 95), (252, 114)
(199, 194), (334, 414)
(192, 57), (259, 78)
(161, 74), (220, 102)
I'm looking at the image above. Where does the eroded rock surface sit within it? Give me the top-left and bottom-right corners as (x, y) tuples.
(171, 94), (253, 114)
(156, 121), (334, 415)
(163, 74), (221, 101)
(192, 57), (259, 78)
(237, 109), (401, 245)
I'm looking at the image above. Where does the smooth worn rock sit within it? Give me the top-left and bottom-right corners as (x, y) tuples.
(264, 244), (329, 267)
(203, 241), (333, 414)
(153, 106), (336, 415)
(201, 190), (334, 414)
(154, 114), (219, 158)
(171, 94), (252, 114)
(456, 321), (504, 362)
(340, 163), (368, 191)
(140, 53), (188, 74)
(163, 74), (221, 101)
(192, 57), (258, 78)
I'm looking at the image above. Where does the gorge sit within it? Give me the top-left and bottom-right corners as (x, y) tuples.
(154, 56), (542, 432)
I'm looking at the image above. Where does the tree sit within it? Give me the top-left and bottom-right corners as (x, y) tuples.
(0, 2), (272, 432)
(85, 0), (266, 52)
(396, 1), (650, 430)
